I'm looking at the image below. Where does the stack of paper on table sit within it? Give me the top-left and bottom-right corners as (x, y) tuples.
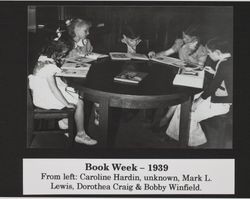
(151, 56), (186, 67)
(173, 68), (205, 88)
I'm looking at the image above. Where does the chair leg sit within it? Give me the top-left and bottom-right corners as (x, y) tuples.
(27, 112), (34, 148)
(27, 122), (34, 148)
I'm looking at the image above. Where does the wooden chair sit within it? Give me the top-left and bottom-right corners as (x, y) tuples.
(27, 85), (75, 148)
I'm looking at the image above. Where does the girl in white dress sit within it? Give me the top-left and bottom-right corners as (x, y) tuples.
(28, 40), (97, 145)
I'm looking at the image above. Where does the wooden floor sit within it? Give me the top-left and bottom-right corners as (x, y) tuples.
(30, 108), (232, 149)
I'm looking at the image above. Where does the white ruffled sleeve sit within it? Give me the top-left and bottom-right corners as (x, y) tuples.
(38, 64), (61, 78)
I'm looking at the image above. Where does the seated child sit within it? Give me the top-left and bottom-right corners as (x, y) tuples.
(148, 27), (208, 129)
(61, 18), (93, 57)
(28, 40), (97, 145)
(148, 28), (207, 68)
(165, 38), (232, 146)
(120, 25), (143, 53)
(61, 18), (100, 125)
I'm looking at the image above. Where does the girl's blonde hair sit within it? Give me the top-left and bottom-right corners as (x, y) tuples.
(67, 18), (92, 38)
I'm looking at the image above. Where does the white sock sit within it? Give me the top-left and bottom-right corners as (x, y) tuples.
(76, 131), (86, 136)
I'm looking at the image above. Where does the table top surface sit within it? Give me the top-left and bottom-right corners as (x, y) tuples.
(68, 57), (201, 97)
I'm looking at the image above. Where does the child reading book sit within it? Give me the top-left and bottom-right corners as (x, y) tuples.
(28, 40), (97, 145)
(148, 26), (208, 130)
(165, 38), (232, 146)
(148, 26), (207, 68)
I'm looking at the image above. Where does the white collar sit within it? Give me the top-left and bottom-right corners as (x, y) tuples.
(75, 39), (87, 47)
(38, 55), (54, 63)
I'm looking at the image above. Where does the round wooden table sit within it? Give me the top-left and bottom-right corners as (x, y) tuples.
(68, 58), (201, 148)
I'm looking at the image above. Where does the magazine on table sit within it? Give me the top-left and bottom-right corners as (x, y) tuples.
(114, 70), (148, 84)
(173, 67), (205, 88)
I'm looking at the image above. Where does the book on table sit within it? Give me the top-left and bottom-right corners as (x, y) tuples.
(150, 56), (186, 67)
(84, 52), (109, 60)
(64, 56), (94, 63)
(173, 68), (205, 88)
(61, 62), (91, 70)
(109, 52), (149, 61)
(56, 63), (91, 78)
(114, 71), (148, 84)
(64, 52), (108, 63)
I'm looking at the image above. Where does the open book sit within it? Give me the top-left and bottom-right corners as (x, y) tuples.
(84, 52), (109, 60)
(109, 52), (131, 60)
(56, 62), (91, 78)
(64, 56), (94, 63)
(56, 68), (89, 78)
(150, 56), (186, 67)
(114, 71), (148, 84)
(109, 52), (149, 61)
(173, 68), (205, 88)
(61, 62), (91, 70)
(127, 53), (149, 61)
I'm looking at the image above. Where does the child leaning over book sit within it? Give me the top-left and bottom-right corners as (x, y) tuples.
(148, 26), (207, 68)
(165, 38), (232, 146)
(28, 40), (97, 145)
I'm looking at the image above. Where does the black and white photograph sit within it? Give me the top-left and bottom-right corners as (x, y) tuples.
(2, 1), (250, 197)
(27, 5), (233, 149)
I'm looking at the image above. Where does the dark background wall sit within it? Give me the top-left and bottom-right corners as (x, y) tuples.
(28, 5), (233, 72)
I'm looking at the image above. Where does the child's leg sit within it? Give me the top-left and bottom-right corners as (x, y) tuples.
(74, 99), (97, 145)
(94, 102), (100, 126)
(74, 99), (85, 133)
(159, 105), (177, 127)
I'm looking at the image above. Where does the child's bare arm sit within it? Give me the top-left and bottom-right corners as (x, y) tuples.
(46, 75), (75, 108)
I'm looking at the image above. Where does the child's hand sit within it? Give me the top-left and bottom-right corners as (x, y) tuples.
(121, 34), (141, 52)
(66, 103), (76, 109)
(148, 51), (156, 58)
(191, 97), (204, 112)
(204, 66), (216, 74)
(68, 49), (81, 57)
